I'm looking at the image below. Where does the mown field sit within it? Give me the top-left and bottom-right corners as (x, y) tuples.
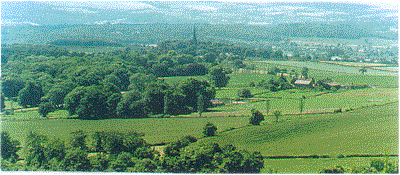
(247, 61), (398, 86)
(262, 157), (399, 173)
(2, 101), (396, 173)
(195, 102), (398, 157)
(258, 60), (397, 76)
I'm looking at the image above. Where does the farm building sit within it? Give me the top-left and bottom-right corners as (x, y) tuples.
(326, 82), (341, 89)
(294, 78), (315, 88)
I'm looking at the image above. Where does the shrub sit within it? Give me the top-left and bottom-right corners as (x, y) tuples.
(320, 166), (347, 173)
(333, 108), (342, 113)
(1, 132), (21, 162)
(249, 109), (264, 125)
(60, 148), (91, 171)
(237, 89), (253, 98)
(203, 122), (218, 137)
(249, 82), (256, 87)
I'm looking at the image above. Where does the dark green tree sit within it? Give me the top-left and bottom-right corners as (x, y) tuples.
(179, 78), (215, 112)
(18, 82), (45, 107)
(38, 102), (55, 117)
(129, 73), (157, 92)
(1, 93), (5, 111)
(1, 77), (25, 98)
(208, 66), (230, 89)
(237, 89), (253, 98)
(1, 132), (21, 162)
(144, 82), (169, 115)
(70, 130), (87, 150)
(203, 52), (217, 63)
(64, 87), (87, 116)
(76, 86), (108, 119)
(60, 148), (91, 171)
(301, 67), (309, 78)
(108, 152), (134, 172)
(116, 91), (148, 118)
(359, 66), (367, 75)
(25, 132), (49, 168)
(273, 110), (281, 122)
(299, 95), (306, 114)
(203, 122), (217, 137)
(249, 109), (264, 125)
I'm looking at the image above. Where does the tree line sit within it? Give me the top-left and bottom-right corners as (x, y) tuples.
(1, 130), (264, 173)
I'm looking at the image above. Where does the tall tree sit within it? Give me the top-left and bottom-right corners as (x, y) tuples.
(359, 67), (367, 75)
(299, 95), (306, 114)
(249, 109), (264, 125)
(18, 82), (45, 107)
(301, 67), (309, 78)
(208, 66), (230, 89)
(1, 132), (21, 162)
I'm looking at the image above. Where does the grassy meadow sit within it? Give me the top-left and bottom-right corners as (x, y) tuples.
(1, 59), (397, 173)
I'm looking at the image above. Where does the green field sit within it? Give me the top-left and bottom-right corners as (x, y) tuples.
(195, 103), (398, 157)
(262, 157), (399, 173)
(255, 60), (397, 76)
(248, 61), (398, 86)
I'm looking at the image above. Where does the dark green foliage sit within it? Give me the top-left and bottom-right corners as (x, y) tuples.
(92, 131), (146, 154)
(88, 152), (110, 172)
(249, 109), (264, 125)
(25, 132), (49, 168)
(128, 73), (157, 92)
(76, 86), (108, 119)
(144, 82), (169, 115)
(273, 110), (281, 122)
(208, 66), (230, 89)
(133, 158), (158, 172)
(64, 86), (87, 115)
(60, 148), (91, 171)
(301, 66), (309, 78)
(164, 136), (198, 157)
(108, 152), (134, 172)
(237, 89), (253, 98)
(179, 78), (215, 112)
(1, 132), (21, 162)
(18, 82), (44, 107)
(320, 166), (347, 173)
(38, 102), (55, 117)
(370, 159), (385, 172)
(249, 82), (256, 87)
(359, 67), (367, 75)
(70, 130), (87, 150)
(203, 122), (218, 137)
(203, 52), (217, 63)
(116, 91), (148, 118)
(1, 93), (5, 111)
(1, 77), (25, 98)
(162, 143), (264, 173)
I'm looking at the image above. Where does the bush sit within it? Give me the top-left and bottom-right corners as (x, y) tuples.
(249, 109), (264, 125)
(249, 82), (255, 87)
(38, 102), (55, 117)
(108, 152), (134, 172)
(60, 148), (91, 171)
(203, 122), (218, 137)
(1, 132), (21, 162)
(237, 89), (253, 98)
(333, 108), (342, 113)
(320, 166), (347, 173)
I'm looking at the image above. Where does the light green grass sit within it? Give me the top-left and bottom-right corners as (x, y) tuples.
(196, 102), (398, 157)
(262, 157), (399, 173)
(1, 115), (249, 155)
(211, 88), (398, 114)
(249, 61), (398, 86)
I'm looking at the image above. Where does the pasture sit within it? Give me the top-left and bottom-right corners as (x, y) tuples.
(254, 60), (397, 76)
(196, 102), (398, 157)
(262, 157), (399, 173)
(247, 61), (398, 86)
